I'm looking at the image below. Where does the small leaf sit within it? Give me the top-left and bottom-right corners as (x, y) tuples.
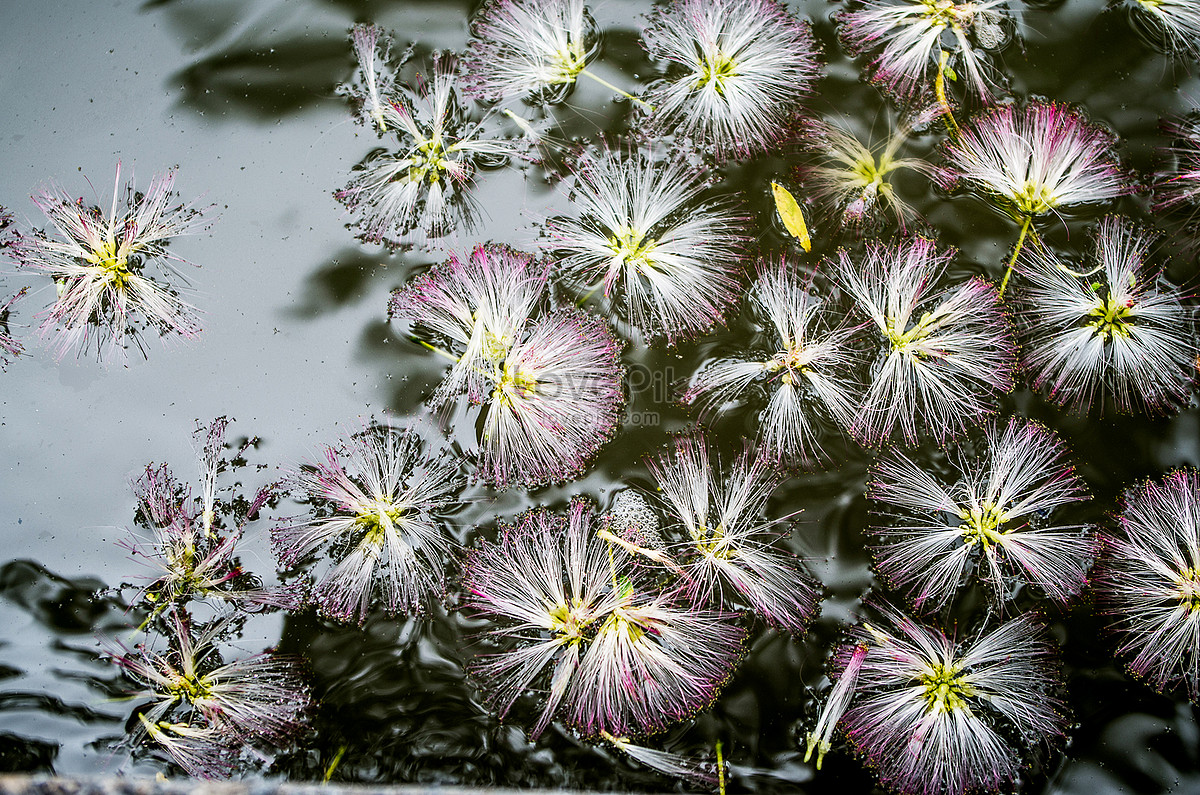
(771, 181), (811, 252)
(943, 64), (958, 81)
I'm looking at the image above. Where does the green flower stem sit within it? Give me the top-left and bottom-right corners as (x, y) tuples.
(579, 68), (653, 111)
(999, 214), (1033, 298)
(935, 50), (960, 138)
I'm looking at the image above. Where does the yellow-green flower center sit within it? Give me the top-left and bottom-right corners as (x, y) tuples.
(168, 671), (214, 705)
(1176, 567), (1200, 611)
(607, 225), (658, 272)
(1013, 179), (1059, 216)
(85, 239), (132, 288)
(1086, 295), (1134, 341)
(960, 502), (1006, 547)
(919, 662), (974, 714)
(354, 500), (408, 544)
(884, 310), (944, 356)
(409, 137), (452, 185)
(548, 596), (592, 641)
(551, 41), (589, 83)
(693, 524), (735, 559)
(695, 50), (738, 95)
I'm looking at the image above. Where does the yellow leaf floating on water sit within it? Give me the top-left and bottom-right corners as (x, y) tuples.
(771, 181), (811, 252)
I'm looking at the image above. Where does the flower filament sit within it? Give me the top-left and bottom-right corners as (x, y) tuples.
(84, 238), (133, 289)
(1175, 567), (1200, 611)
(354, 500), (408, 546)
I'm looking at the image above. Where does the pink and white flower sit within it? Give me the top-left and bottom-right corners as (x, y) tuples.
(1010, 215), (1199, 415)
(835, 237), (1016, 446)
(1096, 468), (1200, 702)
(645, 435), (821, 633)
(642, 0), (821, 158)
(867, 417), (1095, 612)
(17, 163), (209, 361)
(806, 602), (1068, 795)
(546, 149), (747, 343)
(272, 424), (464, 624)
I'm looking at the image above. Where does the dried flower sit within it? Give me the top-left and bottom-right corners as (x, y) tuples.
(463, 0), (598, 103)
(123, 418), (296, 616)
(17, 163), (208, 361)
(867, 418), (1095, 612)
(1096, 468), (1200, 702)
(1010, 215), (1199, 415)
(837, 0), (1014, 104)
(109, 610), (310, 778)
(806, 602), (1068, 795)
(272, 424), (464, 624)
(642, 0), (821, 158)
(800, 116), (939, 232)
(683, 261), (866, 463)
(547, 149), (747, 343)
(1125, 0), (1200, 61)
(645, 435), (821, 633)
(836, 237), (1016, 447)
(335, 53), (519, 243)
(940, 101), (1130, 222)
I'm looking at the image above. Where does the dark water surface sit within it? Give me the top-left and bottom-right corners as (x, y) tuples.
(2, 0), (1200, 791)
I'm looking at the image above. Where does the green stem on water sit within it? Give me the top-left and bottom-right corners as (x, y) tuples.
(935, 50), (960, 138)
(999, 215), (1033, 298)
(579, 68), (653, 111)
(717, 740), (726, 795)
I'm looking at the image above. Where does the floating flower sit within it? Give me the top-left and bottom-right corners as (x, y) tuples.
(1153, 115), (1200, 222)
(836, 237), (1016, 447)
(389, 244), (548, 408)
(335, 53), (519, 244)
(123, 418), (297, 616)
(1096, 468), (1200, 702)
(867, 418), (1095, 612)
(940, 101), (1131, 291)
(477, 306), (625, 488)
(601, 732), (718, 787)
(546, 149), (747, 343)
(1010, 215), (1199, 415)
(805, 602), (1069, 795)
(837, 0), (1014, 104)
(272, 424), (464, 624)
(1125, 0), (1200, 61)
(464, 501), (746, 739)
(800, 116), (939, 232)
(645, 435), (821, 633)
(17, 163), (208, 361)
(683, 261), (866, 464)
(109, 610), (311, 779)
(641, 0), (821, 158)
(463, 0), (602, 104)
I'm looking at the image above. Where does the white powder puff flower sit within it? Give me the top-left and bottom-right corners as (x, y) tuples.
(641, 0), (821, 159)
(464, 500), (746, 739)
(17, 163), (209, 361)
(1096, 468), (1200, 702)
(837, 0), (1015, 104)
(867, 417), (1095, 613)
(940, 101), (1130, 222)
(800, 116), (940, 233)
(108, 611), (311, 779)
(1153, 115), (1200, 221)
(546, 149), (747, 343)
(645, 435), (821, 633)
(836, 237), (1016, 447)
(1010, 215), (1199, 415)
(272, 424), (464, 624)
(389, 244), (548, 408)
(340, 24), (401, 133)
(683, 261), (866, 464)
(335, 54), (519, 244)
(1124, 0), (1200, 61)
(805, 602), (1069, 794)
(463, 0), (598, 103)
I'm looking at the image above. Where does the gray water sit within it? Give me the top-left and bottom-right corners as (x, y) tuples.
(1, 0), (1199, 791)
